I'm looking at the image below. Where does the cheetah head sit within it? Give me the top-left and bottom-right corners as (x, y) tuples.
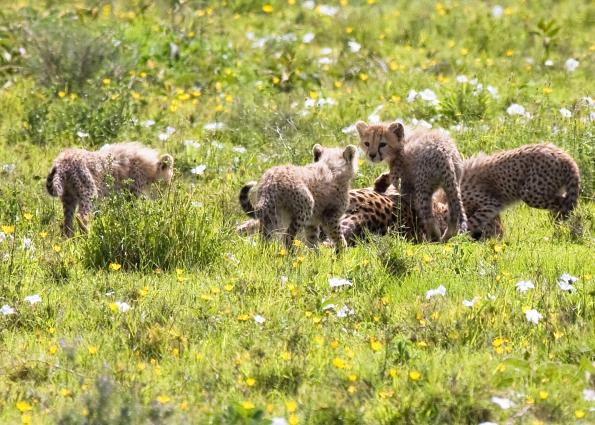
(156, 154), (175, 183)
(312, 144), (359, 176)
(355, 120), (404, 163)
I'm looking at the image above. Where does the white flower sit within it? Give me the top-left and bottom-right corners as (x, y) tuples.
(76, 131), (89, 138)
(318, 57), (333, 65)
(491, 5), (504, 18)
(304, 98), (316, 108)
(583, 388), (595, 402)
(22, 237), (33, 250)
(559, 108), (572, 118)
(302, 32), (315, 43)
(491, 396), (512, 409)
(525, 309), (543, 324)
(486, 85), (498, 98)
(317, 97), (336, 107)
(212, 141), (224, 150)
(302, 1), (315, 10)
(280, 276), (288, 287)
(318, 5), (338, 16)
(544, 59), (554, 67)
(165, 126), (176, 135)
(367, 104), (384, 124)
(418, 89), (438, 104)
(253, 315), (266, 325)
(328, 277), (352, 288)
(406, 89), (418, 103)
(590, 112), (595, 122)
(1, 304), (15, 316)
(0, 232), (5, 242)
(558, 273), (578, 291)
(506, 103), (526, 116)
(271, 418), (289, 425)
(2, 163), (16, 173)
(24, 294), (41, 305)
(462, 298), (477, 308)
(184, 140), (201, 148)
(320, 47), (333, 55)
(425, 285), (446, 300)
(479, 422), (498, 425)
(342, 124), (357, 135)
(564, 58), (579, 73)
(515, 280), (534, 293)
(348, 40), (361, 53)
(190, 165), (207, 176)
(203, 122), (225, 131)
(158, 132), (170, 142)
(525, 57), (534, 65)
(191, 201), (203, 208)
(336, 305), (355, 318)
(456, 75), (468, 83)
(115, 301), (131, 313)
(233, 146), (247, 154)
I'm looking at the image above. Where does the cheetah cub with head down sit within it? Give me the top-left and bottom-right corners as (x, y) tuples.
(356, 121), (466, 241)
(461, 143), (580, 239)
(253, 144), (358, 251)
(46, 142), (174, 237)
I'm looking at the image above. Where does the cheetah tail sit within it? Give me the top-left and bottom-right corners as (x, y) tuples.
(46, 166), (63, 197)
(239, 181), (257, 218)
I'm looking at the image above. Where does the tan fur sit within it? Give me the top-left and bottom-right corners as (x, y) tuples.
(356, 121), (467, 241)
(252, 144), (358, 250)
(46, 142), (174, 237)
(461, 143), (579, 239)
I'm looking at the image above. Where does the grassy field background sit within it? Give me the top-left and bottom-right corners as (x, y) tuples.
(0, 1), (594, 424)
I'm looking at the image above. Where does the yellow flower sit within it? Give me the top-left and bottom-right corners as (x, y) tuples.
(241, 401), (255, 410)
(262, 4), (273, 13)
(330, 340), (339, 349)
(237, 314), (250, 321)
(179, 401), (189, 411)
(388, 368), (397, 378)
(21, 414), (31, 425)
(52, 244), (61, 253)
(286, 400), (298, 412)
(409, 370), (421, 381)
(139, 287), (149, 297)
(39, 231), (48, 238)
(359, 73), (368, 81)
(575, 409), (585, 418)
(422, 254), (432, 263)
(156, 395), (170, 404)
(102, 78), (111, 86)
(288, 0), (296, 4)
(108, 262), (122, 272)
(370, 339), (383, 352)
(543, 87), (553, 94)
(60, 388), (71, 397)
(332, 357), (346, 369)
(280, 351), (292, 361)
(334, 80), (343, 88)
(245, 377), (256, 387)
(2, 225), (15, 234)
(272, 76), (280, 85)
(289, 415), (299, 425)
(137, 362), (146, 371)
(348, 374), (357, 382)
(460, 48), (469, 56)
(345, 26), (353, 34)
(495, 363), (506, 373)
(23, 213), (33, 221)
(58, 91), (66, 98)
(279, 248), (287, 257)
(505, 49), (513, 57)
(539, 390), (548, 400)
(88, 346), (98, 355)
(48, 345), (58, 355)
(16, 401), (33, 412)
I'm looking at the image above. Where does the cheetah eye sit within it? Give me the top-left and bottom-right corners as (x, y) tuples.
(379, 142), (387, 148)
(364, 142), (370, 147)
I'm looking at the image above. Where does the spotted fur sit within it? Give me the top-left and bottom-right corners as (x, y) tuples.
(356, 121), (467, 242)
(461, 143), (579, 239)
(252, 144), (358, 250)
(46, 142), (174, 237)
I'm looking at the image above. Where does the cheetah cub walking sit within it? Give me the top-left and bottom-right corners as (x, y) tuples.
(356, 121), (467, 241)
(253, 144), (358, 250)
(46, 142), (174, 237)
(461, 143), (580, 239)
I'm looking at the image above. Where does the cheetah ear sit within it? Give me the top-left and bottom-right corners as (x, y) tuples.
(312, 144), (324, 162)
(159, 154), (174, 170)
(343, 145), (357, 163)
(355, 121), (368, 137)
(388, 121), (404, 141)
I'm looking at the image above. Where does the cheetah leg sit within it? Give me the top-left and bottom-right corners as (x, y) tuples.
(467, 202), (503, 240)
(258, 208), (277, 241)
(304, 224), (320, 248)
(322, 216), (347, 253)
(415, 191), (441, 242)
(441, 165), (468, 240)
(77, 196), (94, 234)
(61, 195), (77, 238)
(284, 219), (303, 249)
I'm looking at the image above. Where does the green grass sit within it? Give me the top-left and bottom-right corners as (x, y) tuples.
(0, 1), (594, 424)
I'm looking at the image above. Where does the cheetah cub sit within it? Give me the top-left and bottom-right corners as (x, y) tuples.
(253, 144), (358, 250)
(46, 142), (174, 237)
(356, 121), (467, 241)
(461, 143), (580, 239)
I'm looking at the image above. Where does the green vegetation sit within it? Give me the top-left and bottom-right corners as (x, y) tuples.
(0, 1), (593, 424)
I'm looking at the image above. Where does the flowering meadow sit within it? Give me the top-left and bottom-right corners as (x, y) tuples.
(0, 1), (594, 424)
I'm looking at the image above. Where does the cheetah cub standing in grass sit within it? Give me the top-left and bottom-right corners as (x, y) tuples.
(253, 144), (358, 251)
(46, 142), (174, 237)
(461, 143), (580, 239)
(356, 121), (467, 241)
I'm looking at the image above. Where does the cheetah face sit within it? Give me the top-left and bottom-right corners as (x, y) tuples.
(355, 121), (404, 163)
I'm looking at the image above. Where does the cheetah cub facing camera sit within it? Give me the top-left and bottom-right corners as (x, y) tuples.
(253, 144), (358, 250)
(461, 143), (580, 239)
(356, 121), (467, 241)
(46, 142), (174, 237)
